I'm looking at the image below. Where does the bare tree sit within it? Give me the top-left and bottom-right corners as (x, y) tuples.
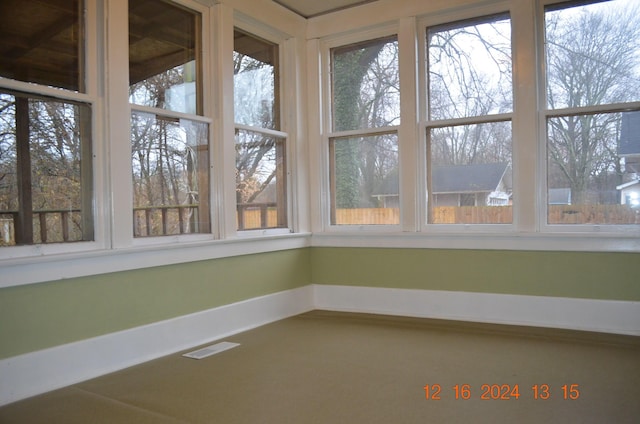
(428, 16), (513, 167)
(546, 2), (640, 204)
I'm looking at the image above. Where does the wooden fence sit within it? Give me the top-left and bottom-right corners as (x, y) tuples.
(547, 204), (640, 225)
(333, 205), (639, 225)
(2, 204), (637, 245)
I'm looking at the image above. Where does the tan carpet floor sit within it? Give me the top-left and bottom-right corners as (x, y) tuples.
(1, 310), (639, 423)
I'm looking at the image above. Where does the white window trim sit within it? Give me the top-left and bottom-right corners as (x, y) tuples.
(0, 0), (107, 261)
(231, 13), (296, 236)
(2, 0), (640, 285)
(308, 0), (640, 250)
(320, 24), (403, 232)
(127, 0), (216, 246)
(419, 4), (516, 233)
(536, 0), (640, 236)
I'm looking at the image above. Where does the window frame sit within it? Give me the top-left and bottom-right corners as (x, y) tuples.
(537, 0), (640, 235)
(1, 0), (308, 288)
(231, 17), (294, 238)
(321, 25), (403, 231)
(0, 0), (106, 260)
(127, 0), (216, 247)
(420, 9), (516, 232)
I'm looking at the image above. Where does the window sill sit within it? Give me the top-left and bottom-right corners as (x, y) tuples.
(310, 231), (640, 253)
(0, 233), (311, 289)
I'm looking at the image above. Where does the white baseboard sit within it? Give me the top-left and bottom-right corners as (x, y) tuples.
(3, 284), (638, 407)
(0, 285), (314, 407)
(313, 285), (640, 336)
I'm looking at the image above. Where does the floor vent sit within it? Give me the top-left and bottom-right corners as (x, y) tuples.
(182, 341), (240, 360)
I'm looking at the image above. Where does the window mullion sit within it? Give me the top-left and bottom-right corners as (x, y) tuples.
(398, 16), (419, 232)
(106, 0), (133, 248)
(512, 0), (539, 233)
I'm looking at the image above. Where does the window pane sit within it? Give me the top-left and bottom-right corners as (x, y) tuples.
(236, 129), (287, 230)
(331, 36), (400, 132)
(330, 133), (399, 225)
(428, 123), (512, 224)
(131, 112), (210, 237)
(545, 0), (640, 110)
(234, 30), (279, 130)
(428, 14), (512, 120)
(547, 112), (639, 225)
(0, 91), (93, 245)
(0, 0), (84, 92)
(129, 0), (200, 114)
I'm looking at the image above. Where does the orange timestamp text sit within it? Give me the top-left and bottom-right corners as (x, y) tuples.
(423, 384), (580, 400)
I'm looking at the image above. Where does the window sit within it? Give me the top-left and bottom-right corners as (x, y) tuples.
(234, 29), (287, 230)
(544, 0), (640, 226)
(0, 0), (93, 246)
(129, 0), (210, 237)
(329, 36), (400, 225)
(426, 14), (513, 224)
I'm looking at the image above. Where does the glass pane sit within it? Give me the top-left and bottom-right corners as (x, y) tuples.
(330, 133), (399, 225)
(236, 129), (286, 230)
(545, 0), (640, 109)
(428, 122), (512, 224)
(234, 30), (279, 130)
(428, 14), (512, 120)
(547, 112), (639, 225)
(131, 112), (210, 237)
(0, 91), (92, 245)
(331, 36), (400, 132)
(0, 0), (84, 92)
(129, 0), (200, 114)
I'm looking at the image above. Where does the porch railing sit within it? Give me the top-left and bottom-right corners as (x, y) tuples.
(133, 204), (200, 237)
(0, 209), (82, 245)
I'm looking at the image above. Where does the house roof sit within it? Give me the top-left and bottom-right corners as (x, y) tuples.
(431, 163), (510, 194)
(619, 111), (640, 156)
(373, 162), (510, 196)
(616, 179), (640, 190)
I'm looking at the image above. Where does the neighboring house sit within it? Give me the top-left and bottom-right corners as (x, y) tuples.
(431, 163), (511, 206)
(616, 111), (640, 207)
(373, 162), (511, 207)
(548, 188), (572, 205)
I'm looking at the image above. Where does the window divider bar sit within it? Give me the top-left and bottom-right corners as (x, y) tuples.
(130, 105), (213, 124)
(543, 101), (640, 118)
(0, 77), (93, 104)
(328, 126), (399, 139)
(234, 123), (288, 138)
(426, 113), (513, 129)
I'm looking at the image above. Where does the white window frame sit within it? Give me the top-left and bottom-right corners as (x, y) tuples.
(310, 0), (639, 252)
(320, 24), (404, 232)
(126, 0), (216, 248)
(1, 0), (309, 288)
(537, 0), (640, 235)
(0, 0), (106, 260)
(418, 4), (516, 234)
(230, 13), (295, 238)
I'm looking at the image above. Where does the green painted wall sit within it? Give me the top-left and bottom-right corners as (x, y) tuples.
(0, 249), (311, 359)
(1, 246), (638, 360)
(310, 247), (640, 301)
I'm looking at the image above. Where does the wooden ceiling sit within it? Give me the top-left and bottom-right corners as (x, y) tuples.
(272, 0), (378, 18)
(128, 0), (198, 85)
(0, 0), (82, 91)
(0, 0), (379, 92)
